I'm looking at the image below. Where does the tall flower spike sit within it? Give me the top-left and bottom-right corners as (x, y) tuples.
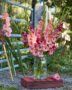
(52, 23), (63, 38)
(2, 13), (12, 37)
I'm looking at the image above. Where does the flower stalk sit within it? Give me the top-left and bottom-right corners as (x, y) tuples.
(0, 1), (13, 81)
(0, 32), (14, 81)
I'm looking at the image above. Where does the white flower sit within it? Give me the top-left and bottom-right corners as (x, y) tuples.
(62, 32), (67, 38)
(65, 35), (70, 41)
(62, 31), (71, 41)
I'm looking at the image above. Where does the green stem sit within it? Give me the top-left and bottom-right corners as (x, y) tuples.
(42, 0), (46, 34)
(2, 0), (5, 13)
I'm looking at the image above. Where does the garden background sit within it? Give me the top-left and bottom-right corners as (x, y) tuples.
(0, 0), (72, 90)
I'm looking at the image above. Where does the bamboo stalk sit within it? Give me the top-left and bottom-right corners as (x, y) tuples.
(3, 44), (14, 81)
(0, 35), (14, 81)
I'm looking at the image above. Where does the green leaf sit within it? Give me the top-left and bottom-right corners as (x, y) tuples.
(16, 39), (24, 74)
(10, 53), (16, 76)
(22, 63), (28, 69)
(5, 38), (16, 76)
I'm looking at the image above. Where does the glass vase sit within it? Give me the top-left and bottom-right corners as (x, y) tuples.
(34, 56), (47, 80)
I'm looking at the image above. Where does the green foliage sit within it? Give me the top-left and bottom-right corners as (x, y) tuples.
(45, 46), (72, 73)
(10, 8), (30, 34)
(47, 0), (72, 29)
(5, 41), (16, 76)
(0, 85), (19, 90)
(42, 0), (72, 74)
(16, 40), (24, 74)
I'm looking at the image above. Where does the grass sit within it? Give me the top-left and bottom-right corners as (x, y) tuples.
(0, 84), (72, 90)
(0, 85), (19, 90)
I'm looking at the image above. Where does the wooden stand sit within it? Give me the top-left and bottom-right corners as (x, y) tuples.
(21, 77), (64, 89)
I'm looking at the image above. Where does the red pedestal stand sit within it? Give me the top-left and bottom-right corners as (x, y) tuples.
(21, 77), (64, 89)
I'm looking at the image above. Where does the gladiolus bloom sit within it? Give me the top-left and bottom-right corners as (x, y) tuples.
(22, 19), (63, 58)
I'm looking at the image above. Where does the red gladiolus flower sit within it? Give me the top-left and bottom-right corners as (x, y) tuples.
(22, 32), (28, 45)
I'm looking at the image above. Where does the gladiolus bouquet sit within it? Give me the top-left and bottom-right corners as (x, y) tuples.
(22, 19), (63, 58)
(22, 17), (63, 79)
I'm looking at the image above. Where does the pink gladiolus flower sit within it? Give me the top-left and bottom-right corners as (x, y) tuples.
(4, 30), (12, 37)
(5, 17), (10, 26)
(52, 23), (63, 38)
(2, 24), (12, 37)
(27, 32), (37, 47)
(2, 13), (9, 20)
(32, 49), (43, 58)
(2, 13), (12, 37)
(3, 24), (9, 31)
(2, 13), (10, 26)
(47, 18), (53, 31)
(2, 25), (12, 37)
(2, 24), (11, 32)
(36, 20), (44, 38)
(22, 19), (63, 58)
(51, 73), (61, 80)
